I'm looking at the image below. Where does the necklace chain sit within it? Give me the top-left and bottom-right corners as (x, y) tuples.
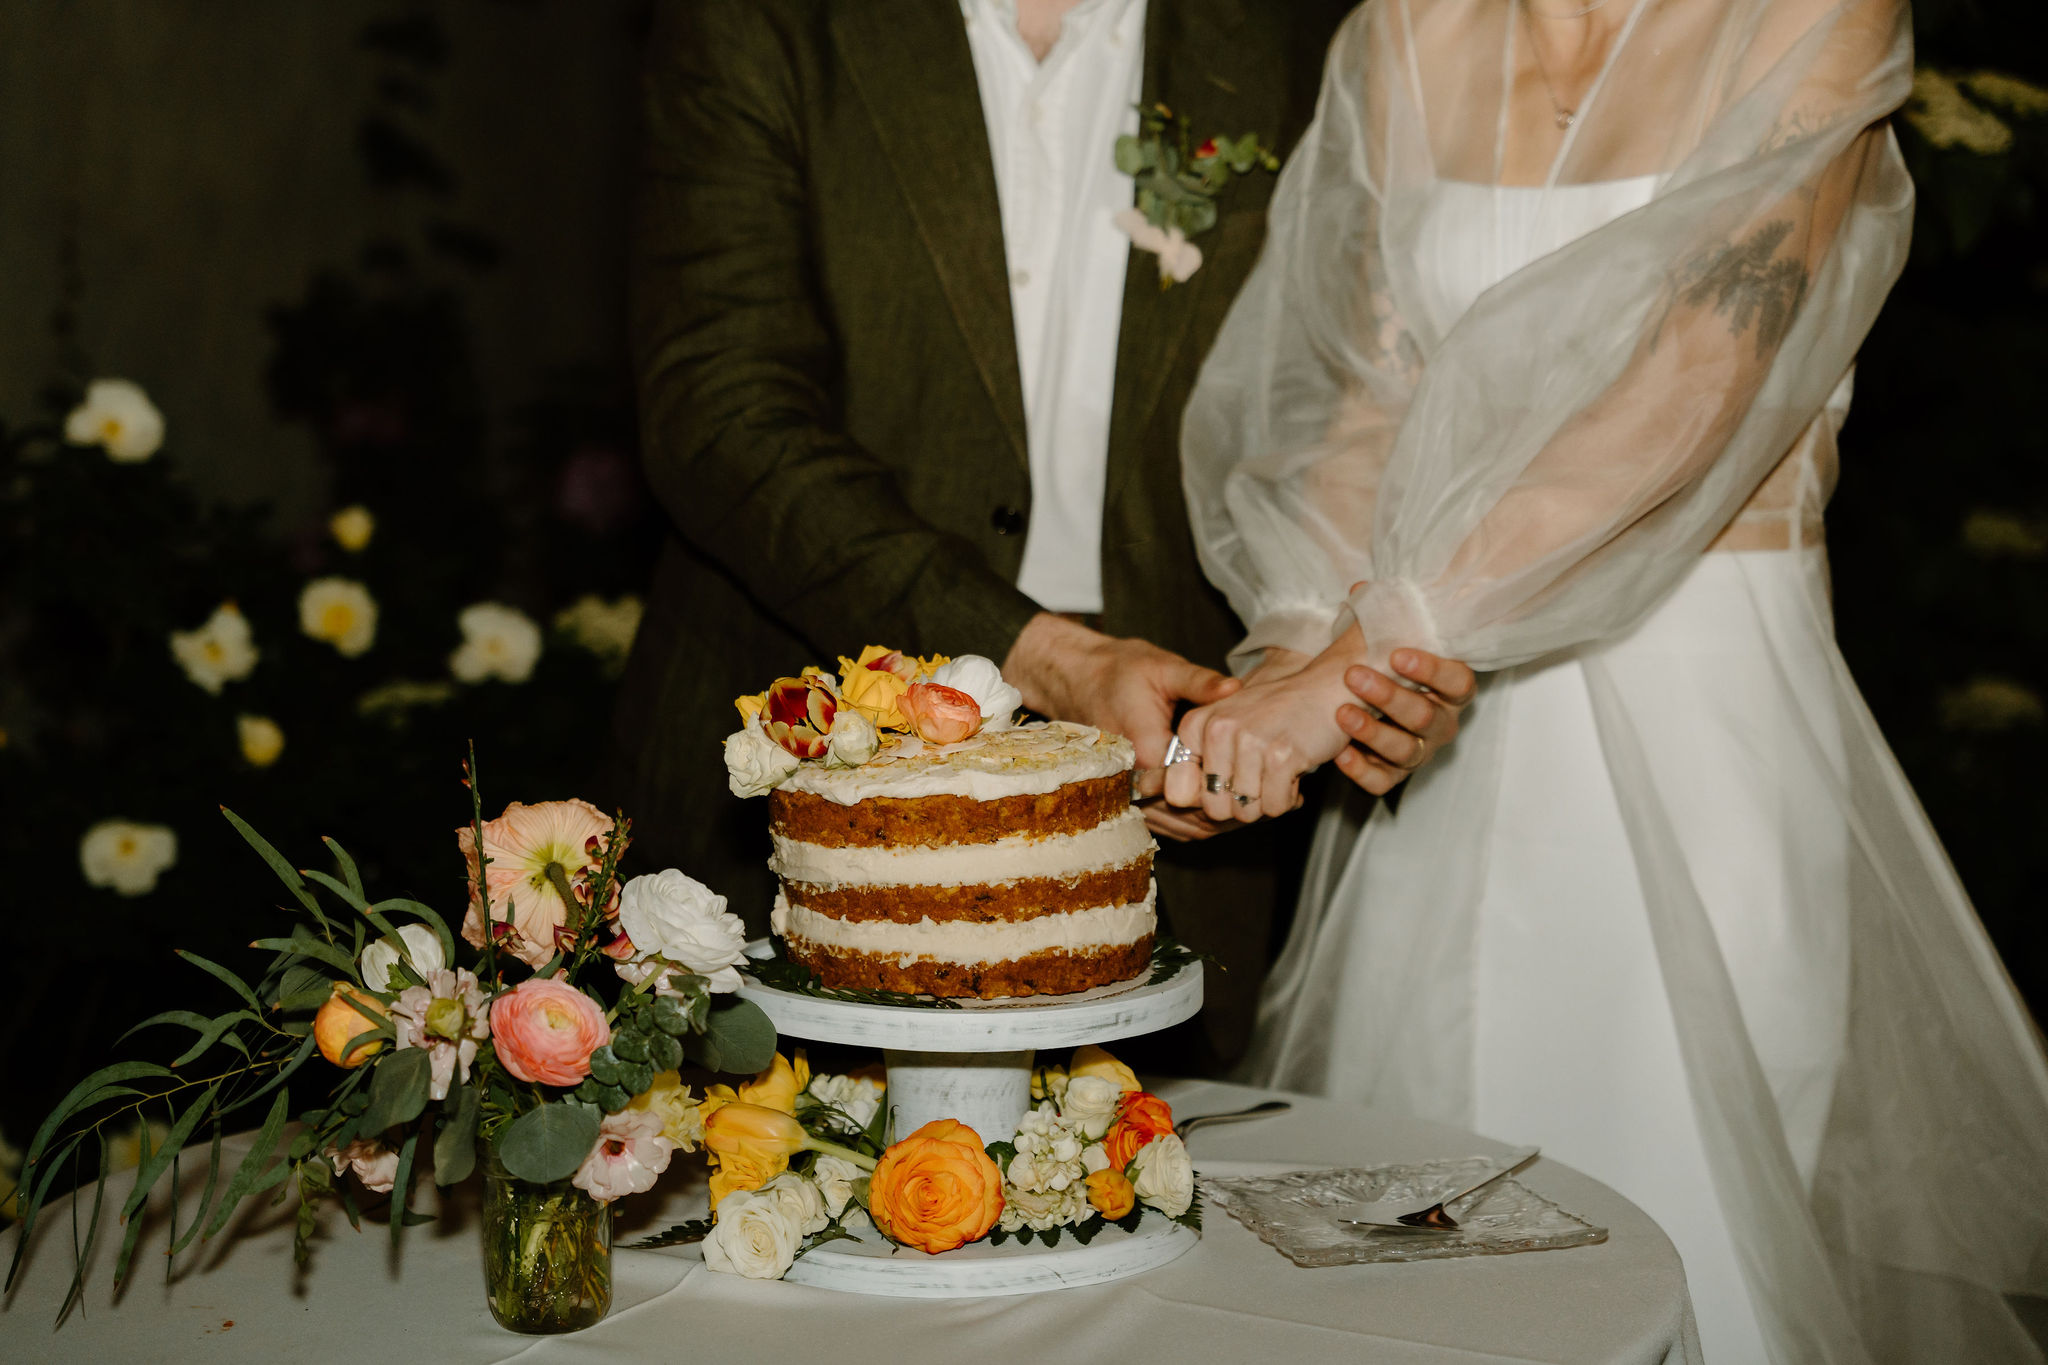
(1522, 0), (1607, 129)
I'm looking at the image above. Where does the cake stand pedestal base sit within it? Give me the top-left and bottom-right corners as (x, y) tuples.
(881, 1049), (1033, 1148)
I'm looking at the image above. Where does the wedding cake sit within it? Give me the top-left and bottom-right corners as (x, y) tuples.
(724, 648), (1157, 998)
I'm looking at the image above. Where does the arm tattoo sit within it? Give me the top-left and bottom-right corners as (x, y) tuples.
(1676, 220), (1809, 356)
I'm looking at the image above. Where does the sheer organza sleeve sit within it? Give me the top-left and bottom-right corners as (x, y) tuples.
(1183, 0), (1914, 673)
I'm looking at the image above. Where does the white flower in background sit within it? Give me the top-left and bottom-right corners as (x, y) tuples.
(359, 923), (448, 992)
(329, 505), (376, 553)
(926, 655), (1023, 733)
(572, 1108), (676, 1204)
(1939, 676), (2046, 733)
(237, 714), (285, 768)
(169, 602), (259, 695)
(702, 1186), (803, 1279)
(356, 677), (457, 725)
(1961, 510), (2047, 560)
(725, 714), (802, 797)
(328, 1138), (399, 1194)
(1906, 68), (2014, 154)
(614, 869), (750, 994)
(554, 594), (643, 673)
(299, 578), (378, 657)
(1129, 1132), (1195, 1217)
(998, 1181), (1088, 1234)
(1008, 1101), (1087, 1194)
(758, 1171), (831, 1236)
(824, 709), (880, 768)
(1113, 207), (1203, 284)
(450, 602), (543, 684)
(79, 820), (178, 896)
(805, 1073), (885, 1135)
(1059, 1074), (1122, 1141)
(810, 1154), (864, 1218)
(1962, 71), (2048, 117)
(391, 967), (488, 1102)
(64, 379), (164, 462)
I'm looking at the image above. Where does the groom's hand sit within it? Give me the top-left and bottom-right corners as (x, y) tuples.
(1333, 648), (1477, 796)
(1002, 613), (1240, 771)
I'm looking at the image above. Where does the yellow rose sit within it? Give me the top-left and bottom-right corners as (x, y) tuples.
(1069, 1045), (1141, 1094)
(836, 661), (910, 731)
(627, 1070), (705, 1152)
(916, 654), (952, 677)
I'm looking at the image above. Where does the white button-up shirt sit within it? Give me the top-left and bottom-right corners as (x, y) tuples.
(963, 0), (1147, 615)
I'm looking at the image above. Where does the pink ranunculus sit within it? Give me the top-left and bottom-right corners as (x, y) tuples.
(489, 978), (611, 1087)
(898, 683), (984, 745)
(329, 1138), (401, 1193)
(572, 1108), (675, 1203)
(457, 799), (615, 968)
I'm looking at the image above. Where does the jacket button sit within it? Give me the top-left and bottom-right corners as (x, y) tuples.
(991, 505), (1026, 536)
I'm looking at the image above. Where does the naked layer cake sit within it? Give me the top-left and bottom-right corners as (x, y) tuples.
(725, 649), (1157, 999)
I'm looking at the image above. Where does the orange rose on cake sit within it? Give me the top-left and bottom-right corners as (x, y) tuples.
(898, 683), (984, 744)
(868, 1119), (1004, 1254)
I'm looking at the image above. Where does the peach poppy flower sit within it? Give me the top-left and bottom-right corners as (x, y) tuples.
(458, 799), (614, 967)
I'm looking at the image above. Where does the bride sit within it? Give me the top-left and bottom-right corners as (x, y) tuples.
(1167, 0), (2048, 1359)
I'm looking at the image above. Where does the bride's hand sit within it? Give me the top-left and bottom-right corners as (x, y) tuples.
(1164, 632), (1368, 822)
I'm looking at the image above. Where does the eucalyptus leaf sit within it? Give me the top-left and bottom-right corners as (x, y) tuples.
(496, 1103), (602, 1184)
(358, 1046), (432, 1134)
(587, 1045), (623, 1087)
(389, 1129), (421, 1249)
(646, 1032), (683, 1072)
(1113, 136), (1147, 175)
(433, 1083), (480, 1187)
(690, 996), (777, 1074)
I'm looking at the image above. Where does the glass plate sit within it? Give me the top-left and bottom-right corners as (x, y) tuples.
(1202, 1156), (1608, 1267)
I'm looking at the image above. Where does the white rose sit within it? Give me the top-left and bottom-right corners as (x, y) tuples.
(1130, 1132), (1195, 1218)
(79, 820), (178, 897)
(65, 378), (164, 461)
(169, 602), (259, 695)
(702, 1187), (802, 1280)
(617, 869), (750, 993)
(449, 602), (543, 684)
(725, 715), (801, 798)
(358, 923), (447, 992)
(824, 709), (880, 768)
(927, 655), (1024, 732)
(760, 1171), (831, 1236)
(1060, 1074), (1121, 1141)
(810, 1154), (864, 1219)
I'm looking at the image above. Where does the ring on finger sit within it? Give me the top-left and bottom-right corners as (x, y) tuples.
(1204, 772), (1226, 794)
(1234, 792), (1253, 807)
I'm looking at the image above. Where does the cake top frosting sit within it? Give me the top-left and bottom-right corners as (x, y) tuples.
(777, 721), (1133, 805)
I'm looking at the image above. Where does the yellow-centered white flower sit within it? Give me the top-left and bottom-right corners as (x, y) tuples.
(299, 578), (378, 657)
(79, 820), (178, 897)
(237, 714), (285, 767)
(64, 379), (164, 461)
(450, 602), (543, 684)
(170, 602), (259, 695)
(329, 505), (375, 553)
(553, 594), (643, 671)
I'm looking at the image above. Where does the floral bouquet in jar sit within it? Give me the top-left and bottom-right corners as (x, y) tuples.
(5, 750), (778, 1334)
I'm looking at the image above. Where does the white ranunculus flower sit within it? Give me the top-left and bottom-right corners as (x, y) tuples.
(299, 578), (378, 657)
(998, 1181), (1087, 1234)
(1130, 1132), (1195, 1218)
(617, 869), (749, 993)
(760, 1171), (831, 1236)
(702, 1187), (802, 1279)
(65, 379), (164, 461)
(169, 602), (259, 695)
(1059, 1074), (1122, 1141)
(809, 1154), (864, 1219)
(358, 923), (448, 992)
(824, 709), (880, 768)
(79, 820), (178, 897)
(449, 602), (543, 684)
(926, 655), (1024, 732)
(725, 714), (801, 798)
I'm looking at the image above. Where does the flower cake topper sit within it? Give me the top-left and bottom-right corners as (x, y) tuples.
(724, 645), (1026, 798)
(1113, 102), (1282, 286)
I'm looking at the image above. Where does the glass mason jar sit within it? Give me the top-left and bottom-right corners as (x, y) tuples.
(479, 1145), (613, 1334)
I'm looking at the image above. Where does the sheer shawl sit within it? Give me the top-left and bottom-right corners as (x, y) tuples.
(1184, 0), (2048, 1359)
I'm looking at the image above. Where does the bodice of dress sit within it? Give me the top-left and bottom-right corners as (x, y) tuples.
(1409, 178), (1845, 552)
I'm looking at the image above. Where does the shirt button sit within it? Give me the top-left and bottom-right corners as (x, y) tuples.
(991, 506), (1027, 536)
(1012, 269), (1031, 287)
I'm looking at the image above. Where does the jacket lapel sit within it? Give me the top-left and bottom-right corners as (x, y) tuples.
(1105, 0), (1254, 506)
(833, 0), (1029, 471)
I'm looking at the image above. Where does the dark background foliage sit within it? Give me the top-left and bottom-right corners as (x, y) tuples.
(0, 0), (2043, 1157)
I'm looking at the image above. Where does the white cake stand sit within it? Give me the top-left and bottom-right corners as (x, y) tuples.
(736, 941), (1203, 1297)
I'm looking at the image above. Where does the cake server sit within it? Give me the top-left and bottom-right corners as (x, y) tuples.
(1335, 1147), (1541, 1231)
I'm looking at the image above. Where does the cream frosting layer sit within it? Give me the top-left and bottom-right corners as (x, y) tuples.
(772, 882), (1156, 967)
(770, 805), (1152, 889)
(776, 721), (1133, 805)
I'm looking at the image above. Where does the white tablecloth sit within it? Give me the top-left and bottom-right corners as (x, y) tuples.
(0, 1079), (1700, 1364)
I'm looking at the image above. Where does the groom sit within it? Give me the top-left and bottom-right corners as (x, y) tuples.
(611, 0), (1470, 1066)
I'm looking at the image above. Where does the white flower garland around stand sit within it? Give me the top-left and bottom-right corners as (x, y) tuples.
(736, 941), (1204, 1297)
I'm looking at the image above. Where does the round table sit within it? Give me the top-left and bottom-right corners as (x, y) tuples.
(0, 1080), (1701, 1365)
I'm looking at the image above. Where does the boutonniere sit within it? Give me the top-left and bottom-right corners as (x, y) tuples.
(1113, 102), (1282, 288)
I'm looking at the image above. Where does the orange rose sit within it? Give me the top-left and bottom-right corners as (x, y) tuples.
(1103, 1091), (1175, 1171)
(314, 985), (388, 1067)
(898, 683), (983, 744)
(867, 1119), (1004, 1254)
(1086, 1167), (1136, 1220)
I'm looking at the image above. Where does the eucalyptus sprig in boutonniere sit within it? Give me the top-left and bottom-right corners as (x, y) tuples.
(1114, 101), (1282, 287)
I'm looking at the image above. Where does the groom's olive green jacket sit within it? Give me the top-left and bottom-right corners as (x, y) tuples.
(613, 0), (1349, 1063)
